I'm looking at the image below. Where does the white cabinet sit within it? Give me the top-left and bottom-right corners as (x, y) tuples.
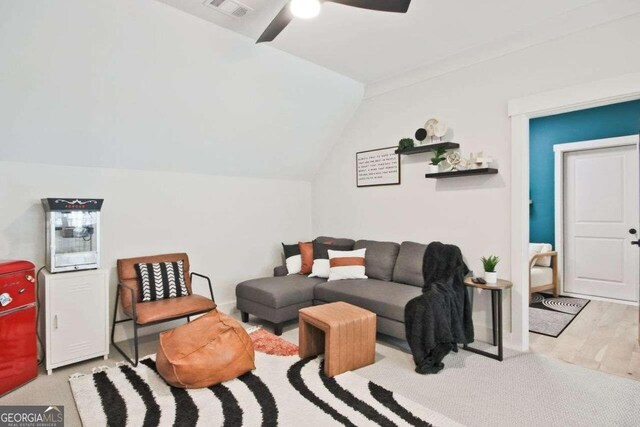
(39, 269), (109, 375)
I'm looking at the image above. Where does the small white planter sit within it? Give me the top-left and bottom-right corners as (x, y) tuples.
(427, 164), (440, 174)
(484, 271), (498, 284)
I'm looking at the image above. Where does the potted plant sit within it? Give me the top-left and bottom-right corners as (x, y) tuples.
(481, 255), (500, 284)
(398, 138), (414, 151)
(428, 147), (447, 174)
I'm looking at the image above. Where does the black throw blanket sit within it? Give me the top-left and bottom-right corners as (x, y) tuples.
(404, 242), (474, 374)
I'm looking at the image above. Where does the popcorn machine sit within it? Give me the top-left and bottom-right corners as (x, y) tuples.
(41, 198), (104, 273)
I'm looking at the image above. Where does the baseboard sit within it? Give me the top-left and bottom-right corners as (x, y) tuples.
(112, 299), (236, 343)
(216, 300), (238, 315)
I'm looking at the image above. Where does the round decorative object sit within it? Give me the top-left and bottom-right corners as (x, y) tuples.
(415, 128), (427, 142)
(446, 151), (461, 166)
(434, 122), (448, 138)
(425, 118), (439, 137)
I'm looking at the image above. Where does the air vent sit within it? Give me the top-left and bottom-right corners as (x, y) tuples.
(203, 0), (253, 18)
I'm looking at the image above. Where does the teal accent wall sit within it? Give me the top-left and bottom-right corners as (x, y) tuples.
(529, 100), (640, 247)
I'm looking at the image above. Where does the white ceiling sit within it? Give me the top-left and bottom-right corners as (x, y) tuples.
(157, 0), (600, 84)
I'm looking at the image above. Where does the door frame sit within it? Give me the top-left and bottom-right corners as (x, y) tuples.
(554, 136), (639, 303)
(508, 72), (640, 351)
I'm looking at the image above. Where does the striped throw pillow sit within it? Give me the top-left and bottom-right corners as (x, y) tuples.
(327, 249), (368, 281)
(135, 261), (189, 302)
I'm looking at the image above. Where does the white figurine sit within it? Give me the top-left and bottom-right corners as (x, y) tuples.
(468, 152), (493, 169)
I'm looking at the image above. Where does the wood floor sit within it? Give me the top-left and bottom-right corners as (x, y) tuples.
(529, 298), (640, 381)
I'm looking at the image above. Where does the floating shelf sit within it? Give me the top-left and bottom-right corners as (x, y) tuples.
(395, 142), (460, 155)
(425, 168), (498, 179)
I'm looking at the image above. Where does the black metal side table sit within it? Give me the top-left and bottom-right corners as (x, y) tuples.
(462, 278), (513, 361)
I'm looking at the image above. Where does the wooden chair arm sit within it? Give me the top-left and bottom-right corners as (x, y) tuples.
(529, 251), (558, 269)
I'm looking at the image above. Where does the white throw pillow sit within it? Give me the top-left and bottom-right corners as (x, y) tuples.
(529, 243), (553, 267)
(309, 259), (330, 278)
(285, 254), (302, 276)
(328, 249), (368, 281)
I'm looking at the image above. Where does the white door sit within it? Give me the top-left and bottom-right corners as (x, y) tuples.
(564, 144), (639, 302)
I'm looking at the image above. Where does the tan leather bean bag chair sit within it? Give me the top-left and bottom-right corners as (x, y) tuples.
(156, 309), (255, 388)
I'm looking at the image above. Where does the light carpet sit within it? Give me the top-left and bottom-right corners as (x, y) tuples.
(359, 337), (640, 427)
(2, 313), (640, 426)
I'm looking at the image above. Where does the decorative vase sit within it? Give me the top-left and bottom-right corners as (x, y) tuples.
(484, 271), (498, 284)
(427, 164), (439, 174)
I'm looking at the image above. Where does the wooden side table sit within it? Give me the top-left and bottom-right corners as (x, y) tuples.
(462, 278), (513, 362)
(298, 302), (376, 377)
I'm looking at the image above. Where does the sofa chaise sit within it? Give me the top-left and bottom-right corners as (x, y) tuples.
(235, 237), (427, 339)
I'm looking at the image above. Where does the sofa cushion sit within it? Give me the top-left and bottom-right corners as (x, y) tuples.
(315, 236), (355, 249)
(236, 275), (326, 309)
(314, 279), (422, 322)
(126, 294), (216, 325)
(299, 242), (314, 274)
(135, 261), (190, 302)
(353, 240), (400, 281)
(392, 241), (427, 287)
(328, 248), (367, 281)
(530, 243), (553, 267)
(282, 243), (301, 275)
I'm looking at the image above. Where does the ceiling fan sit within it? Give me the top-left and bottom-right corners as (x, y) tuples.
(256, 0), (412, 43)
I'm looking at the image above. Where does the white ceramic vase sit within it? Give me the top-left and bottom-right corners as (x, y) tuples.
(427, 164), (440, 174)
(484, 271), (498, 284)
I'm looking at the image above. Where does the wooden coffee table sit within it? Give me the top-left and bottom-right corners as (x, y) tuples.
(298, 302), (376, 377)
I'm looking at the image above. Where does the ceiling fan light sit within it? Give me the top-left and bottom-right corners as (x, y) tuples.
(289, 0), (321, 19)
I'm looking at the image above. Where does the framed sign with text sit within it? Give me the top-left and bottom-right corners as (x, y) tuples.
(356, 146), (401, 188)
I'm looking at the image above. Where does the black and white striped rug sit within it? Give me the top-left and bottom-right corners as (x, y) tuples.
(69, 351), (462, 427)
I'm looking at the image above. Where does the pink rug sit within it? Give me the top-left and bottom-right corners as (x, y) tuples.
(249, 328), (299, 356)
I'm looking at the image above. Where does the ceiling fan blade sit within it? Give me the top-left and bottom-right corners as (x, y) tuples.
(325, 0), (411, 13)
(256, 2), (294, 43)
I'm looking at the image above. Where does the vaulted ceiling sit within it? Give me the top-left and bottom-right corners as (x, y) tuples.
(3, 0), (638, 180)
(157, 0), (602, 84)
(0, 0), (364, 180)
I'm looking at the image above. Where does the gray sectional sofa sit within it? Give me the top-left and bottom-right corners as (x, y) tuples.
(235, 237), (427, 339)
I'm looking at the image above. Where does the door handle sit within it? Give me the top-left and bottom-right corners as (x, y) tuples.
(54, 315), (58, 329)
(632, 240), (640, 246)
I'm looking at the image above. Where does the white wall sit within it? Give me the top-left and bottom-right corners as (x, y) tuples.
(0, 161), (311, 340)
(312, 14), (640, 341)
(0, 0), (363, 180)
(0, 0), (362, 341)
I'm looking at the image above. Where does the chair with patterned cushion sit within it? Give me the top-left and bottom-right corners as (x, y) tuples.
(111, 253), (216, 366)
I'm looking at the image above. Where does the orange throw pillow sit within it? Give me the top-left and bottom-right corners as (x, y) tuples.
(298, 242), (313, 274)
